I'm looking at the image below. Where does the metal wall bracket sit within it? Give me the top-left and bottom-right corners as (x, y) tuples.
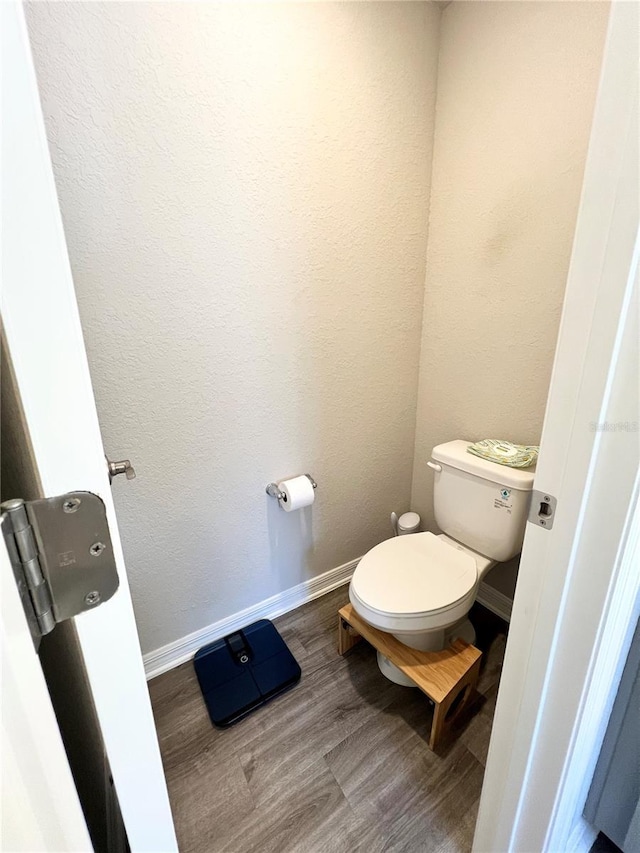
(1, 492), (119, 649)
(528, 489), (558, 530)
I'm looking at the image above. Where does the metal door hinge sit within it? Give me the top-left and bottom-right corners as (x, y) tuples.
(528, 489), (558, 530)
(1, 492), (119, 650)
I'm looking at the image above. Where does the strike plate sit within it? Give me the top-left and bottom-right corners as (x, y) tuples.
(528, 489), (558, 530)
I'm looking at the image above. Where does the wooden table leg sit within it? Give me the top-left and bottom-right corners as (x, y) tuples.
(338, 615), (362, 656)
(429, 656), (482, 751)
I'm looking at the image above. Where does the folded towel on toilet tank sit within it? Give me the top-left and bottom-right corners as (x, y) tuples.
(467, 439), (539, 468)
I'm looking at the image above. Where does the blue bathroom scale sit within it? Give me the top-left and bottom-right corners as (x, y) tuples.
(194, 619), (301, 727)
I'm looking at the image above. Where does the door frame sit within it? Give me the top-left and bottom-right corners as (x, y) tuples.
(473, 2), (639, 850)
(2, 4), (177, 850)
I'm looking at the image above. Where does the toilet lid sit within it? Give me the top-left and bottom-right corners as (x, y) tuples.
(351, 532), (478, 616)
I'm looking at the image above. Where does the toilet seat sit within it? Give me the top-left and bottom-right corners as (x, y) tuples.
(349, 532), (479, 635)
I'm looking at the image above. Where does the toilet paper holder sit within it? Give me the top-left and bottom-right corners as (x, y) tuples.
(266, 474), (317, 502)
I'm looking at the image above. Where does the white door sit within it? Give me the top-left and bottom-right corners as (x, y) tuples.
(1, 527), (92, 852)
(1, 4), (178, 851)
(474, 2), (639, 850)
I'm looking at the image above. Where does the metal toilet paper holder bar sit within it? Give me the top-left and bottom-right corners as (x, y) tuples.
(266, 474), (317, 502)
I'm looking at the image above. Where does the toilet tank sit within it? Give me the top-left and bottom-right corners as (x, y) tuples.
(431, 440), (536, 562)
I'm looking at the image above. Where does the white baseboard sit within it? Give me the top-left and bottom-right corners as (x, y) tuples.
(143, 557), (359, 680)
(477, 580), (513, 622)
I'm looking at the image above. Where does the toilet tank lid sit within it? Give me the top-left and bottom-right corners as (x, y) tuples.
(432, 440), (536, 490)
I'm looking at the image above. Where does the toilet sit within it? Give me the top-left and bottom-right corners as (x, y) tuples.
(349, 439), (535, 685)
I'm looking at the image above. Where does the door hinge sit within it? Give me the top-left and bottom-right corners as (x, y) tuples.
(1, 492), (119, 650)
(528, 489), (558, 530)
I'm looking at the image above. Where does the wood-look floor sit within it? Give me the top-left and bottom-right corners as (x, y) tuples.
(148, 587), (507, 853)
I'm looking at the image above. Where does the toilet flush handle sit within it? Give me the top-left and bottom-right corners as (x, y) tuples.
(427, 461), (442, 473)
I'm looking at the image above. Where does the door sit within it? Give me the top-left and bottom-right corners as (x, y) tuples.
(1, 522), (92, 852)
(473, 1), (639, 850)
(585, 616), (640, 852)
(1, 4), (178, 850)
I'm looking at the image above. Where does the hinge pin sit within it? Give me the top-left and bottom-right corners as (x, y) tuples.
(1, 498), (55, 637)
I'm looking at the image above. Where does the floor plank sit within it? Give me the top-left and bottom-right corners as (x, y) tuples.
(149, 586), (507, 853)
(167, 752), (253, 853)
(220, 756), (356, 853)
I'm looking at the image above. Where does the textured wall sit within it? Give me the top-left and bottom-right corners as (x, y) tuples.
(411, 0), (609, 529)
(26, 2), (441, 654)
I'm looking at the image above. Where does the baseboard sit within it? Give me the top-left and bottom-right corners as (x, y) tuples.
(477, 580), (513, 622)
(143, 557), (359, 680)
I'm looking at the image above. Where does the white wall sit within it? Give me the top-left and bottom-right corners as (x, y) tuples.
(411, 0), (609, 529)
(26, 2), (441, 655)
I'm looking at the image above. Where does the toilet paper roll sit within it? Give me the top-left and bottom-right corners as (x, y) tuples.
(278, 475), (315, 512)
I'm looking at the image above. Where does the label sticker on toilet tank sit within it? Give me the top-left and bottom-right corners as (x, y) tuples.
(494, 489), (513, 514)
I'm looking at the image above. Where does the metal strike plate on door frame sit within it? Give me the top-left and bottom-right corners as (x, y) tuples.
(1, 492), (119, 649)
(528, 489), (558, 530)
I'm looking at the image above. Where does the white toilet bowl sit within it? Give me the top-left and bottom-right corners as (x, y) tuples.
(349, 531), (496, 684)
(350, 439), (535, 685)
